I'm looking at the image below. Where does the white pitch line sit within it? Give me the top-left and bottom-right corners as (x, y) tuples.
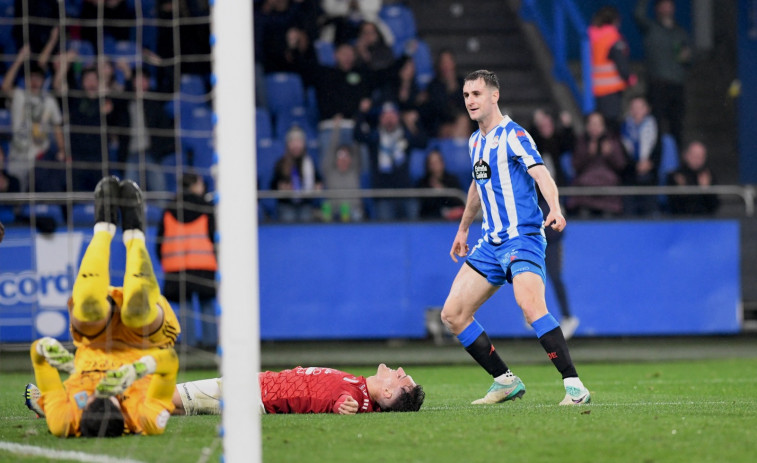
(0, 441), (146, 463)
(422, 400), (753, 411)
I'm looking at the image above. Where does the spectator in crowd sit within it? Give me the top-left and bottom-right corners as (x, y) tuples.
(588, 6), (632, 133)
(634, 0), (691, 147)
(121, 66), (175, 196)
(320, 114), (363, 221)
(65, 66), (114, 192)
(354, 21), (395, 72)
(371, 48), (424, 113)
(666, 140), (719, 215)
(567, 112), (627, 217)
(156, 0), (212, 92)
(311, 43), (373, 159)
(270, 126), (323, 222)
(530, 109), (575, 187)
(254, 0), (313, 73)
(530, 109), (578, 338)
(621, 95), (660, 215)
(157, 173), (218, 349)
(13, 0), (59, 55)
(0, 148), (22, 196)
(80, 0), (135, 53)
(416, 149), (464, 221)
(354, 100), (427, 220)
(421, 49), (467, 138)
(320, 0), (393, 47)
(1, 45), (66, 192)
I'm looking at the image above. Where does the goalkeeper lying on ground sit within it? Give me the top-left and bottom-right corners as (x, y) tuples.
(29, 364), (425, 416)
(28, 176), (181, 437)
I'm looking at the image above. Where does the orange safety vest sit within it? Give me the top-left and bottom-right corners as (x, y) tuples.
(160, 212), (218, 273)
(588, 25), (627, 97)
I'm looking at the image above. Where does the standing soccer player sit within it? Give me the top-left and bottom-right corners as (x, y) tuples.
(440, 70), (590, 405)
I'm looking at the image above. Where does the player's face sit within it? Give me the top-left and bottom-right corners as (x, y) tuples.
(462, 78), (498, 123)
(376, 363), (416, 392)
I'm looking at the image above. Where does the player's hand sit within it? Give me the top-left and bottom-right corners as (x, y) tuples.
(544, 210), (566, 232)
(95, 360), (151, 398)
(36, 337), (75, 374)
(449, 230), (470, 263)
(336, 395), (359, 415)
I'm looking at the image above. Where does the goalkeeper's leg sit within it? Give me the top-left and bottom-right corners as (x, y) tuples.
(120, 179), (164, 336)
(71, 177), (120, 336)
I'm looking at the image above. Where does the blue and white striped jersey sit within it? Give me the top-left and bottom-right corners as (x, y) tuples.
(469, 116), (545, 244)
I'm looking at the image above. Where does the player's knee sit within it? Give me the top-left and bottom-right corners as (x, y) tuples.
(121, 291), (153, 328)
(440, 305), (464, 331)
(72, 296), (110, 323)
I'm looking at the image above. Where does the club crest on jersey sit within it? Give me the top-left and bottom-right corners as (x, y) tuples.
(490, 135), (499, 149)
(474, 158), (492, 185)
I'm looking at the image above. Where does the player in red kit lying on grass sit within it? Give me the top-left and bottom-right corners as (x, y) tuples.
(28, 364), (425, 416)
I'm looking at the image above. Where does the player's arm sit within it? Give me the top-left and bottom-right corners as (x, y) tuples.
(450, 182), (480, 262)
(333, 394), (359, 415)
(529, 165), (566, 232)
(29, 339), (76, 437)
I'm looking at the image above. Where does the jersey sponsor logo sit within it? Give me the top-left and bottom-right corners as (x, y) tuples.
(474, 159), (492, 185)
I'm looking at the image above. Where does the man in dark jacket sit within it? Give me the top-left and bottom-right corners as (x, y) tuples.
(156, 174), (217, 349)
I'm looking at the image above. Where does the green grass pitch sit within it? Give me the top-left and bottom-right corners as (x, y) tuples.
(1, 358), (756, 463)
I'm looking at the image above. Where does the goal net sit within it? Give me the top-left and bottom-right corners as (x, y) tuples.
(0, 0), (258, 460)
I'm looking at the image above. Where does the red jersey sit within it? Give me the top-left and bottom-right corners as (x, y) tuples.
(259, 367), (379, 414)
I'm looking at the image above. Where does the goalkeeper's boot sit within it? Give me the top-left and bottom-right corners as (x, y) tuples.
(559, 384), (591, 405)
(471, 376), (526, 404)
(36, 337), (75, 374)
(118, 179), (145, 232)
(94, 175), (120, 226)
(24, 383), (45, 418)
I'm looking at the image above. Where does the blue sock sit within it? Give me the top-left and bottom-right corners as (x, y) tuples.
(531, 313), (559, 338)
(457, 320), (484, 347)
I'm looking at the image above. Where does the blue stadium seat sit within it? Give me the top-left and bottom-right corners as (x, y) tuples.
(180, 104), (214, 171)
(314, 39), (336, 67)
(379, 4), (417, 56)
(19, 204), (65, 226)
(274, 106), (317, 141)
(435, 137), (472, 188)
(560, 151), (574, 184)
(257, 138), (284, 191)
(161, 151), (189, 193)
(71, 203), (96, 226)
(0, 205), (14, 224)
(257, 138), (284, 219)
(180, 74), (207, 97)
(68, 40), (96, 67)
(256, 108), (273, 139)
(658, 134), (679, 184)
(411, 39), (434, 90)
(65, 0), (83, 17)
(0, 107), (11, 138)
(105, 40), (140, 64)
(409, 148), (427, 183)
(264, 72), (305, 117)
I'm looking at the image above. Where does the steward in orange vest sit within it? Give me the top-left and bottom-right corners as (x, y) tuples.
(588, 6), (631, 132)
(156, 174), (217, 348)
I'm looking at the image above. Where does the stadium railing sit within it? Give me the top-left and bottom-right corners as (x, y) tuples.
(3, 185), (756, 217)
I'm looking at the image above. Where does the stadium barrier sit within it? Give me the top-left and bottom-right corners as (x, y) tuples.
(0, 207), (742, 342)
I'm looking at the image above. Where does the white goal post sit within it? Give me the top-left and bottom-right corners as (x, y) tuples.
(212, 0), (261, 461)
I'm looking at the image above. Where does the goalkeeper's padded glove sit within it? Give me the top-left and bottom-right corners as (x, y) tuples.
(95, 355), (157, 398)
(36, 337), (75, 374)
